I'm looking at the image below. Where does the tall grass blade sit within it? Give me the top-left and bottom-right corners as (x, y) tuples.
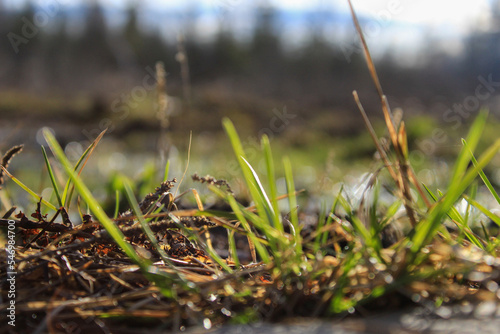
(226, 194), (271, 264)
(44, 129), (145, 264)
(283, 157), (303, 258)
(223, 118), (280, 233)
(448, 110), (487, 190)
(227, 224), (241, 268)
(464, 195), (500, 228)
(41, 146), (63, 208)
(163, 160), (170, 182)
(43, 129), (189, 297)
(423, 184), (482, 248)
(241, 157), (276, 222)
(411, 125), (500, 253)
(62, 129), (107, 208)
(262, 135), (283, 232)
(464, 138), (500, 205)
(113, 189), (120, 219)
(121, 177), (178, 267)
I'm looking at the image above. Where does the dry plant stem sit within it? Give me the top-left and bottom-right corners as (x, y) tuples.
(156, 61), (170, 163)
(353, 91), (398, 182)
(353, 92), (417, 226)
(408, 166), (432, 208)
(0, 144), (23, 189)
(348, 0), (420, 226)
(177, 34), (192, 104)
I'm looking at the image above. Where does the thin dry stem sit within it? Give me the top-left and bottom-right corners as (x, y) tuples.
(347, 0), (421, 226)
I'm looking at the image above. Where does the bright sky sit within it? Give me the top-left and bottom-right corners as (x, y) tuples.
(144, 0), (492, 29)
(7, 0), (495, 57)
(16, 0), (493, 28)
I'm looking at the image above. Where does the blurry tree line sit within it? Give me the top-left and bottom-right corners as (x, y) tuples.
(1, 1), (500, 117)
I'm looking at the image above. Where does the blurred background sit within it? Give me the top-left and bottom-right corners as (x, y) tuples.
(1, 0), (500, 210)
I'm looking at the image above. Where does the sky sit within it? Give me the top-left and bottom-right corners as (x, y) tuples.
(4, 0), (495, 59)
(9, 0), (493, 30)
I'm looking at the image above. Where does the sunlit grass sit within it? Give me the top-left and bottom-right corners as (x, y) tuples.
(1, 2), (499, 331)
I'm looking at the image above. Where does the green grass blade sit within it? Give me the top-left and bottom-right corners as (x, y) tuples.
(241, 156), (276, 223)
(43, 129), (146, 265)
(262, 135), (283, 232)
(113, 189), (120, 219)
(168, 212), (234, 273)
(227, 226), (240, 268)
(45, 130), (190, 297)
(227, 194), (271, 264)
(447, 109), (487, 189)
(1, 166), (57, 212)
(223, 119), (268, 221)
(328, 250), (361, 314)
(380, 200), (402, 228)
(313, 201), (328, 254)
(423, 184), (482, 248)
(422, 183), (438, 203)
(163, 160), (170, 182)
(464, 181), (477, 227)
(41, 146), (63, 208)
(464, 195), (500, 228)
(121, 177), (176, 265)
(464, 138), (500, 205)
(62, 129), (106, 207)
(411, 135), (500, 253)
(283, 157), (302, 258)
(317, 190), (342, 248)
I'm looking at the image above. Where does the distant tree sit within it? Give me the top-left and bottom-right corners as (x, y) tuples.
(73, 2), (117, 75)
(247, 4), (285, 94)
(178, 5), (213, 81)
(212, 25), (248, 75)
(123, 4), (142, 58)
(122, 3), (172, 69)
(249, 5), (283, 69)
(462, 7), (500, 86)
(4, 3), (39, 88)
(40, 13), (72, 88)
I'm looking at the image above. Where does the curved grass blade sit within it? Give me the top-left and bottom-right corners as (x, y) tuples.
(222, 119), (268, 221)
(464, 138), (500, 205)
(163, 160), (170, 182)
(422, 183), (481, 248)
(41, 146), (63, 208)
(227, 194), (271, 264)
(43, 129), (185, 298)
(1, 166), (57, 212)
(463, 195), (500, 228)
(227, 222), (241, 268)
(113, 189), (120, 219)
(62, 129), (107, 208)
(262, 135), (283, 232)
(314, 187), (342, 253)
(448, 109), (487, 192)
(411, 134), (500, 253)
(241, 156), (276, 223)
(120, 177), (204, 280)
(44, 129), (144, 263)
(283, 157), (303, 258)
